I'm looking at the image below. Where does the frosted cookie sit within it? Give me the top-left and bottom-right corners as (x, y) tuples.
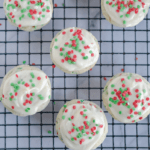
(56, 99), (108, 150)
(102, 73), (150, 123)
(3, 0), (53, 31)
(0, 65), (51, 116)
(50, 27), (100, 74)
(101, 0), (150, 27)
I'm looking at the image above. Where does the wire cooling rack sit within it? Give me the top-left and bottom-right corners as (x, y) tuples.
(0, 0), (150, 149)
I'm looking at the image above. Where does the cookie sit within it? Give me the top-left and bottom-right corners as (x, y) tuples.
(102, 72), (150, 123)
(55, 99), (108, 150)
(101, 0), (150, 27)
(3, 0), (53, 31)
(50, 27), (100, 74)
(0, 65), (51, 116)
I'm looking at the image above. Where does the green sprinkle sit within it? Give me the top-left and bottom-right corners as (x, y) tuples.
(23, 61), (26, 64)
(122, 81), (125, 84)
(32, 92), (35, 96)
(84, 109), (87, 112)
(93, 119), (95, 123)
(106, 1), (109, 4)
(38, 18), (41, 21)
(49, 95), (51, 99)
(86, 121), (90, 126)
(111, 84), (115, 88)
(127, 76), (131, 79)
(143, 9), (146, 13)
(29, 79), (32, 82)
(54, 46), (58, 49)
(126, 14), (130, 18)
(30, 97), (33, 101)
(60, 52), (63, 56)
(137, 5), (140, 9)
(71, 137), (74, 141)
(22, 81), (25, 85)
(55, 39), (58, 42)
(68, 60), (72, 64)
(132, 107), (135, 111)
(109, 104), (112, 107)
(127, 105), (131, 109)
(81, 129), (85, 133)
(111, 91), (115, 95)
(38, 95), (44, 100)
(89, 137), (92, 139)
(48, 130), (52, 134)
(123, 20), (126, 24)
(68, 118), (71, 121)
(47, 6), (50, 9)
(30, 72), (35, 78)
(76, 128), (79, 132)
(82, 41), (85, 44)
(119, 111), (122, 114)
(120, 15), (123, 18)
(27, 6), (30, 10)
(62, 115), (65, 119)
(143, 89), (146, 93)
(64, 105), (67, 108)
(25, 109), (28, 112)
(96, 131), (99, 134)
(138, 112), (142, 115)
(130, 115), (134, 118)
(42, 8), (46, 12)
(32, 83), (35, 87)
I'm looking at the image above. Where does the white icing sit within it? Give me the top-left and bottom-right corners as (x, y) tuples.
(103, 0), (150, 27)
(50, 27), (99, 73)
(1, 68), (51, 116)
(103, 73), (150, 123)
(4, 0), (53, 27)
(58, 101), (106, 150)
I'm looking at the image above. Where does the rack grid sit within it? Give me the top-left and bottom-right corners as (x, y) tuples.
(0, 0), (150, 149)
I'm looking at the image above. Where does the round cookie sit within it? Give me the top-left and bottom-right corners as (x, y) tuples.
(0, 65), (51, 116)
(50, 27), (100, 74)
(102, 72), (150, 123)
(56, 99), (108, 150)
(101, 0), (150, 27)
(3, 0), (53, 31)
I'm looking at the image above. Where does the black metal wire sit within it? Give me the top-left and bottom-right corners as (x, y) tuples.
(0, 0), (150, 149)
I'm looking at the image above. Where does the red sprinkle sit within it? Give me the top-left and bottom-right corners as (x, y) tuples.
(37, 76), (41, 80)
(52, 65), (56, 68)
(73, 105), (76, 109)
(62, 31), (66, 35)
(25, 83), (30, 87)
(65, 109), (68, 113)
(70, 29), (73, 32)
(26, 94), (30, 98)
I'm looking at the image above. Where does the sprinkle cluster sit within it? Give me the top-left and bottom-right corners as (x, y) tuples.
(1, 71), (50, 113)
(105, 0), (146, 25)
(54, 29), (95, 65)
(60, 100), (104, 145)
(108, 73), (149, 123)
(5, 0), (51, 28)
